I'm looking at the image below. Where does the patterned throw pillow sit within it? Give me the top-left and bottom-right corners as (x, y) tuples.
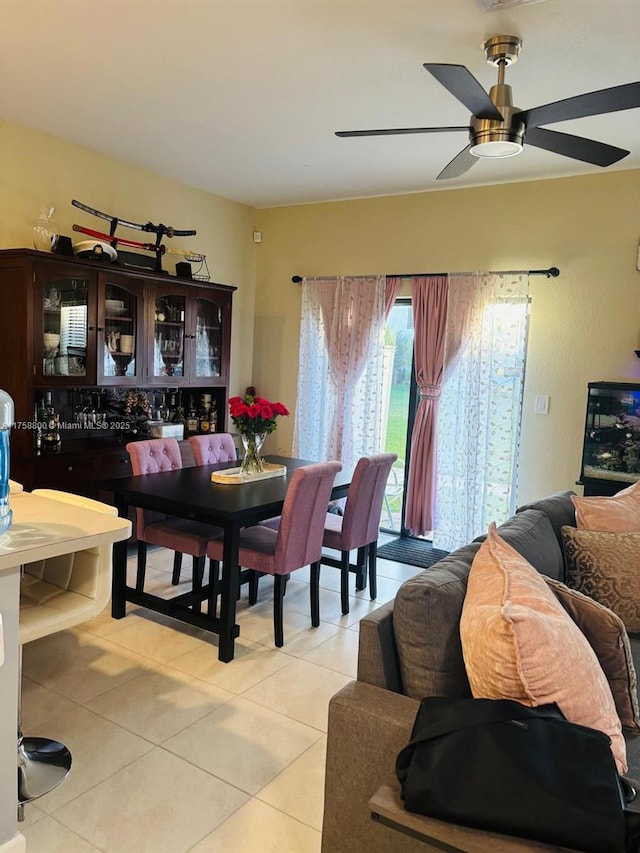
(460, 524), (626, 773)
(545, 575), (640, 732)
(562, 526), (640, 633)
(571, 480), (640, 532)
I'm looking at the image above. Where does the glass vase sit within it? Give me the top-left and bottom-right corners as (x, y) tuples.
(33, 206), (59, 252)
(240, 431), (266, 475)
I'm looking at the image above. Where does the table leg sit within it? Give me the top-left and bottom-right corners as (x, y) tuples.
(111, 496), (129, 619)
(219, 523), (240, 662)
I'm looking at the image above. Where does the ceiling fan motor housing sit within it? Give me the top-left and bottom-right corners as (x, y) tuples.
(470, 82), (525, 157)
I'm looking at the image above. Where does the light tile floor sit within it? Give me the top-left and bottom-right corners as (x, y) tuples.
(19, 539), (421, 853)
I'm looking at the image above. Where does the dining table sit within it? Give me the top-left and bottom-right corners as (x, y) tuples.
(100, 455), (352, 662)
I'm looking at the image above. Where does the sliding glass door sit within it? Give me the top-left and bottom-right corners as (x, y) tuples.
(381, 298), (415, 534)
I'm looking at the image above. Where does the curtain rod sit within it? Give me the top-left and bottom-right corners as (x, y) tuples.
(291, 267), (560, 283)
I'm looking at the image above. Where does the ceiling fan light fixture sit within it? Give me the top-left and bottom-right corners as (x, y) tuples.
(470, 116), (525, 158)
(470, 139), (523, 158)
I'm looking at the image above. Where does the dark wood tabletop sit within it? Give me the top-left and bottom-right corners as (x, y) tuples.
(100, 455), (351, 526)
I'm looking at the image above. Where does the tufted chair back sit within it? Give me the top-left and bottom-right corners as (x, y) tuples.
(321, 453), (397, 616)
(126, 438), (184, 536)
(274, 461), (344, 574)
(338, 453), (398, 551)
(227, 460), (342, 647)
(189, 433), (237, 466)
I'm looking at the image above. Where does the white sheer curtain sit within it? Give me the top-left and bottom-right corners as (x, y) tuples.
(433, 272), (530, 552)
(293, 276), (387, 468)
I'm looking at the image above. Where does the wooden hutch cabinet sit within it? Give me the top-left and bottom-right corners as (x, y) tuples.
(0, 248), (235, 497)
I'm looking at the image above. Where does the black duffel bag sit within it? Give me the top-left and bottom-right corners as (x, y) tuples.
(396, 696), (636, 853)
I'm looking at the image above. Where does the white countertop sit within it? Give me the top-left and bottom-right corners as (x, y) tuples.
(0, 492), (131, 572)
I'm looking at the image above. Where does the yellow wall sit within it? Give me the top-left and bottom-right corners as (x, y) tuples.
(0, 119), (257, 396)
(254, 170), (640, 504)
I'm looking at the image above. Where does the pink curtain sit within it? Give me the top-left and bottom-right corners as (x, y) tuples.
(404, 275), (448, 535)
(385, 277), (402, 318)
(316, 276), (386, 461)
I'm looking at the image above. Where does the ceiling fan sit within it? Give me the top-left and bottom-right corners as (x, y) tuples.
(335, 35), (640, 180)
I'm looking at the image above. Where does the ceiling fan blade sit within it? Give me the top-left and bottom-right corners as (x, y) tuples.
(437, 145), (478, 180)
(423, 64), (504, 121)
(519, 81), (640, 128)
(526, 126), (630, 166)
(335, 126), (469, 138)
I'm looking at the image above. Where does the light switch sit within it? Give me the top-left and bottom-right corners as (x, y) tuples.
(535, 394), (550, 415)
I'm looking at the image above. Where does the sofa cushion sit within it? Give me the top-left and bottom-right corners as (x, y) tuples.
(545, 576), (640, 733)
(460, 524), (626, 774)
(393, 542), (479, 701)
(562, 526), (640, 632)
(393, 510), (563, 701)
(572, 480), (640, 532)
(516, 490), (577, 551)
(492, 509), (565, 581)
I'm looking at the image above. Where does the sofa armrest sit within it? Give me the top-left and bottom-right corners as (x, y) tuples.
(357, 600), (403, 692)
(368, 784), (582, 853)
(322, 681), (425, 853)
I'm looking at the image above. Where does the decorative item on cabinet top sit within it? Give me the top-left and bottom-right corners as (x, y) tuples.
(32, 205), (59, 253)
(70, 198), (210, 278)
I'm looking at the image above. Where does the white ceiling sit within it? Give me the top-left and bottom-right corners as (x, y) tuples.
(2, 0), (640, 208)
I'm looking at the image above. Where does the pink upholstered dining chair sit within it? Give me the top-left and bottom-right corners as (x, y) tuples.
(207, 460), (342, 647)
(126, 438), (223, 604)
(188, 433), (237, 466)
(321, 453), (397, 615)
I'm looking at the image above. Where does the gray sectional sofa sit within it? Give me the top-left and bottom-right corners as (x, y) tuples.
(321, 491), (640, 853)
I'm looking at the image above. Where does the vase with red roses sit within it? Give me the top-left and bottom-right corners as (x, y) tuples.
(228, 392), (290, 475)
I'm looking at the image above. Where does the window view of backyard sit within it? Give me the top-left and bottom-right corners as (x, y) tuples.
(381, 301), (414, 532)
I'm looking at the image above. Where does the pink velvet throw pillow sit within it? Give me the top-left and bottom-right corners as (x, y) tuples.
(572, 479), (640, 532)
(460, 523), (627, 773)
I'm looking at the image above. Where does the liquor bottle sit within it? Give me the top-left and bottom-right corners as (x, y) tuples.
(34, 402), (42, 449)
(171, 391), (186, 427)
(186, 396), (199, 435)
(198, 395), (211, 433)
(158, 393), (170, 423)
(208, 403), (218, 433)
(42, 391), (61, 450)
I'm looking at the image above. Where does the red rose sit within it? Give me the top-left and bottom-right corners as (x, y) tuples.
(230, 402), (249, 418)
(272, 402), (289, 416)
(246, 404), (261, 419)
(259, 403), (274, 419)
(228, 396), (243, 406)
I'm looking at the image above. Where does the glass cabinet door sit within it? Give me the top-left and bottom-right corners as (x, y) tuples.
(194, 297), (222, 379)
(100, 279), (143, 383)
(152, 293), (186, 381)
(40, 273), (90, 380)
